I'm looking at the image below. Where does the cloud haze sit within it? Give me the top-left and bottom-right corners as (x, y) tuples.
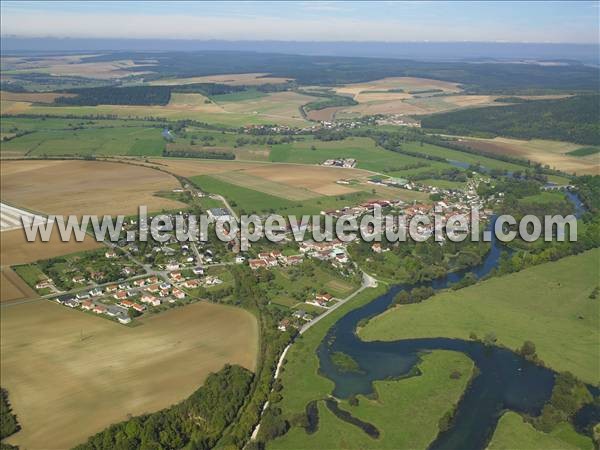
(1, 1), (598, 43)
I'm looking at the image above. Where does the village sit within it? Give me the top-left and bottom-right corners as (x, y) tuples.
(33, 171), (491, 333)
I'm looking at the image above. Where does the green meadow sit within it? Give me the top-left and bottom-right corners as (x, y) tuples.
(270, 350), (474, 450)
(360, 249), (600, 384)
(1, 126), (165, 157)
(488, 411), (593, 450)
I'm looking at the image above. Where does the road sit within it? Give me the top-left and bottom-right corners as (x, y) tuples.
(249, 270), (378, 442)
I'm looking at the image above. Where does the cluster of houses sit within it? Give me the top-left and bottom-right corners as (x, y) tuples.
(56, 294), (132, 324)
(299, 240), (349, 266)
(322, 158), (357, 168)
(278, 308), (314, 332)
(248, 250), (304, 270)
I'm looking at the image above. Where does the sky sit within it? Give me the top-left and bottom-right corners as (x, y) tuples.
(1, 1), (599, 44)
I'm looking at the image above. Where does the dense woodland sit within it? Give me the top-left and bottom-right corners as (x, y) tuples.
(74, 365), (253, 450)
(421, 95), (600, 145)
(79, 51), (600, 92)
(0, 388), (19, 450)
(54, 83), (252, 106)
(55, 86), (173, 106)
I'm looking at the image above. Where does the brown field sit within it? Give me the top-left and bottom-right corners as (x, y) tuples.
(335, 77), (461, 98)
(1, 300), (258, 449)
(0, 100), (30, 114)
(0, 267), (37, 303)
(3, 101), (308, 127)
(43, 59), (152, 79)
(146, 159), (370, 197)
(241, 164), (367, 196)
(148, 73), (292, 86)
(1, 228), (101, 267)
(0, 91), (76, 103)
(1, 160), (186, 216)
(306, 106), (343, 122)
(343, 94), (499, 117)
(147, 158), (265, 177)
(458, 137), (599, 175)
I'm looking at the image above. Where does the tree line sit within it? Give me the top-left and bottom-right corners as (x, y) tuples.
(74, 365), (253, 450)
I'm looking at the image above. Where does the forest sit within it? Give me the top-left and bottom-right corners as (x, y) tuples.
(421, 95), (600, 145)
(55, 86), (173, 106)
(78, 51), (600, 92)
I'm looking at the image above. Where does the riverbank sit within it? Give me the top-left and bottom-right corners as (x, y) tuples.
(360, 249), (600, 385)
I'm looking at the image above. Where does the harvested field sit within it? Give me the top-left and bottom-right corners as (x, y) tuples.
(148, 73), (292, 86)
(147, 158), (265, 177)
(148, 159), (369, 196)
(344, 94), (499, 116)
(1, 160), (186, 216)
(42, 59), (152, 79)
(0, 100), (30, 114)
(1, 300), (258, 449)
(6, 102), (307, 127)
(166, 92), (225, 113)
(239, 164), (367, 196)
(0, 91), (76, 103)
(1, 228), (101, 266)
(335, 77), (461, 99)
(306, 106), (343, 122)
(458, 137), (599, 175)
(0, 267), (37, 303)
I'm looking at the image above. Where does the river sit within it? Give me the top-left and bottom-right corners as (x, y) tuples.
(314, 195), (594, 449)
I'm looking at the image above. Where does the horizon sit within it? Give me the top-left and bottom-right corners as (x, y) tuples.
(1, 1), (599, 44)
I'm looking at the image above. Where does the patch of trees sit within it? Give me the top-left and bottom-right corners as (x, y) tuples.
(529, 371), (593, 433)
(494, 213), (600, 276)
(573, 175), (600, 213)
(171, 82), (245, 96)
(421, 95), (600, 145)
(392, 286), (436, 306)
(55, 86), (173, 106)
(162, 149), (235, 160)
(0, 388), (19, 442)
(0, 82), (27, 92)
(212, 265), (294, 448)
(74, 364), (254, 450)
(301, 91), (357, 115)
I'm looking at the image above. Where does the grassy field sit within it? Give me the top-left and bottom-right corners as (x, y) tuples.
(271, 350), (474, 450)
(190, 172), (426, 216)
(360, 249), (600, 384)
(1, 126), (165, 157)
(488, 411), (593, 450)
(266, 264), (358, 309)
(269, 136), (527, 181)
(1, 160), (186, 216)
(0, 117), (158, 133)
(276, 285), (386, 417)
(269, 136), (452, 176)
(1, 300), (258, 449)
(211, 89), (268, 102)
